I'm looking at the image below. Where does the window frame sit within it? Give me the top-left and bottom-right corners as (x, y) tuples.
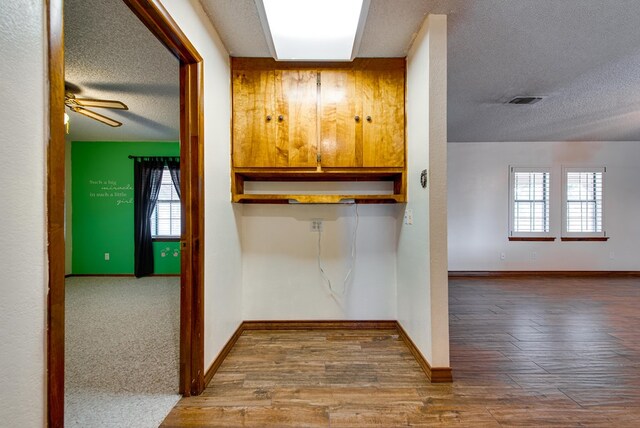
(561, 166), (606, 239)
(509, 166), (553, 239)
(151, 166), (181, 239)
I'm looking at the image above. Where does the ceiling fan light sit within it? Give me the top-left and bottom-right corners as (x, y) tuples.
(64, 112), (70, 134)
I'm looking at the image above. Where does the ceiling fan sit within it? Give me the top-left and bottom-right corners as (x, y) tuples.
(64, 83), (128, 127)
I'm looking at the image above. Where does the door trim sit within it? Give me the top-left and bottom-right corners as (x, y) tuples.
(46, 0), (206, 425)
(46, 0), (65, 425)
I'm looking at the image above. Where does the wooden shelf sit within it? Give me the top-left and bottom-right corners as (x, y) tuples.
(233, 193), (405, 204)
(232, 168), (406, 204)
(233, 168), (404, 180)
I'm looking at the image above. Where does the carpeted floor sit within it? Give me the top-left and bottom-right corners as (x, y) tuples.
(65, 276), (181, 427)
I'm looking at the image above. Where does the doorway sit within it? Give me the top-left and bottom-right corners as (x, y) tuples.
(47, 0), (205, 425)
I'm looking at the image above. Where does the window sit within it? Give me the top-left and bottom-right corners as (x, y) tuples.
(151, 167), (180, 237)
(562, 167), (605, 238)
(509, 167), (551, 238)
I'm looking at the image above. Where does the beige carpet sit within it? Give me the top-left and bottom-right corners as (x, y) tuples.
(65, 276), (180, 427)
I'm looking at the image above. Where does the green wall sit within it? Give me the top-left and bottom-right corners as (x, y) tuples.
(72, 141), (180, 274)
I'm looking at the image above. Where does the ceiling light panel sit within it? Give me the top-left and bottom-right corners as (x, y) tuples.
(258, 0), (368, 61)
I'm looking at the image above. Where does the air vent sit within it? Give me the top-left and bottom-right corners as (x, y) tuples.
(507, 96), (544, 105)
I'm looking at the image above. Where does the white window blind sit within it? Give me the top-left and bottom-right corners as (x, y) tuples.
(151, 167), (180, 237)
(564, 169), (604, 235)
(510, 168), (550, 236)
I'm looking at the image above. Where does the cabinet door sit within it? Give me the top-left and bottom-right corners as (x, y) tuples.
(232, 68), (276, 167)
(319, 70), (360, 167)
(361, 67), (405, 167)
(275, 70), (318, 168)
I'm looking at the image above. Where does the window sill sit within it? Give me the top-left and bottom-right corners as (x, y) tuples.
(152, 236), (181, 242)
(508, 237), (556, 242)
(561, 237), (609, 242)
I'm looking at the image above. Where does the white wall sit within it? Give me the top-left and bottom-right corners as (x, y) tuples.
(0, 0), (47, 425)
(161, 0), (243, 367)
(398, 14), (450, 368)
(242, 203), (397, 320)
(449, 141), (640, 271)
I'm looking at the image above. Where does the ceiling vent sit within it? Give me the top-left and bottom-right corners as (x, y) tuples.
(507, 96), (544, 105)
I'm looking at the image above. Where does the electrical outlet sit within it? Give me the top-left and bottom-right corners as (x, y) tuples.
(311, 219), (323, 232)
(500, 252), (506, 260)
(609, 251), (615, 259)
(404, 209), (413, 225)
(104, 252), (110, 261)
(530, 251), (537, 261)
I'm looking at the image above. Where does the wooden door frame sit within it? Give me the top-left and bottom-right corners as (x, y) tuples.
(46, 0), (205, 425)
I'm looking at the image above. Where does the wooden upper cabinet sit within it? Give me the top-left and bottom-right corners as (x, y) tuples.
(232, 58), (405, 170)
(275, 70), (318, 168)
(319, 63), (405, 168)
(232, 66), (317, 168)
(319, 69), (359, 168)
(361, 66), (405, 168)
(231, 58), (407, 203)
(232, 67), (276, 167)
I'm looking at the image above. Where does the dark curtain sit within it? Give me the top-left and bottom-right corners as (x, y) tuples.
(167, 159), (181, 198)
(134, 159), (165, 278)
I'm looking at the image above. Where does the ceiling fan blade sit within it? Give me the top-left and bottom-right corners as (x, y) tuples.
(71, 106), (123, 127)
(72, 98), (128, 110)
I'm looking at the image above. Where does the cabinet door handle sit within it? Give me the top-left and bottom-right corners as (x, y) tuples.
(266, 115), (272, 121)
(366, 115), (372, 122)
(278, 115), (284, 122)
(354, 115), (360, 122)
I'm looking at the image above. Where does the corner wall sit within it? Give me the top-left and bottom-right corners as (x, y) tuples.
(449, 141), (640, 271)
(0, 0), (46, 425)
(160, 0), (243, 367)
(242, 203), (397, 320)
(398, 14), (450, 368)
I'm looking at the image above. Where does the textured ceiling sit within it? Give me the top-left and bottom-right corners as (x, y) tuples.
(200, 0), (640, 142)
(64, 0), (179, 142)
(65, 0), (640, 143)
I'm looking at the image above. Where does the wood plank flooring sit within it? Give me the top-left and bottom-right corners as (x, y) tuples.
(162, 276), (640, 427)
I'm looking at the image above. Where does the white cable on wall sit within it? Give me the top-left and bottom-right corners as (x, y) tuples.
(343, 203), (359, 288)
(317, 203), (359, 304)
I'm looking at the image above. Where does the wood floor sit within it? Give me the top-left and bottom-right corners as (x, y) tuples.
(162, 276), (640, 427)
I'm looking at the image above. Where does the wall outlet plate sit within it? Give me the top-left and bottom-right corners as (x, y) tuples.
(311, 219), (323, 232)
(404, 209), (413, 225)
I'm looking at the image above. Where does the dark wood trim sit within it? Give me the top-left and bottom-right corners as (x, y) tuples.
(395, 322), (453, 383)
(123, 0), (201, 63)
(508, 237), (556, 241)
(203, 323), (245, 387)
(242, 320), (398, 330)
(47, 3), (206, 425)
(46, 0), (65, 425)
(182, 60), (206, 396)
(449, 271), (640, 277)
(123, 0), (205, 398)
(561, 237), (610, 241)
